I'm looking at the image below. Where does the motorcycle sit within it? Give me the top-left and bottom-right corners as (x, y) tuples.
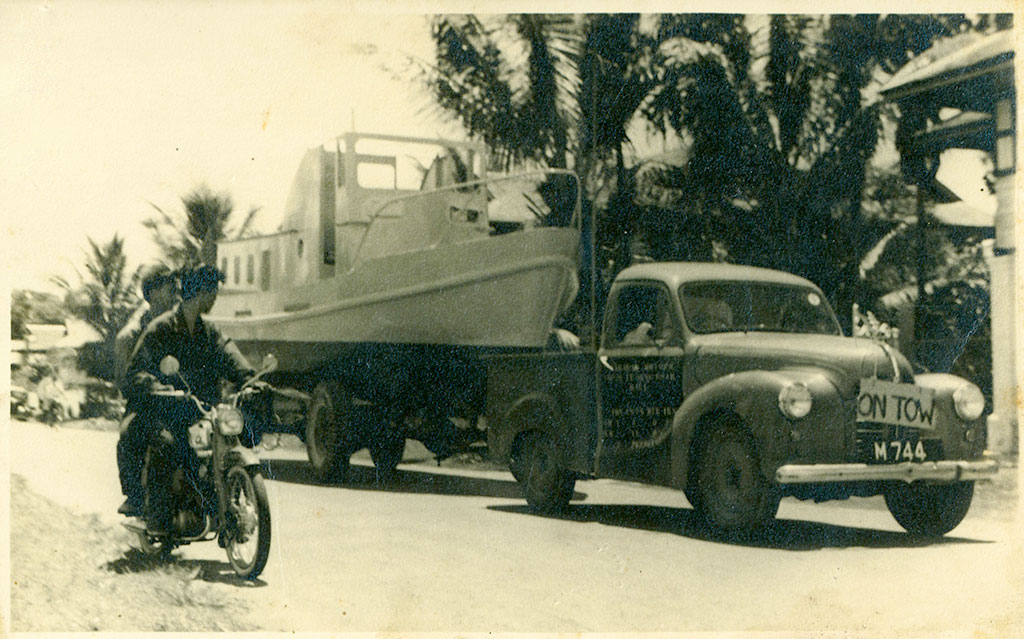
(124, 353), (277, 581)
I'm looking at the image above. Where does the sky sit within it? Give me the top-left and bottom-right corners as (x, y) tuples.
(1, 4), (457, 293)
(1, 2), (1006, 295)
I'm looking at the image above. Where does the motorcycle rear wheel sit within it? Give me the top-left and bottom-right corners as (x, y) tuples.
(135, 530), (173, 557)
(224, 466), (272, 580)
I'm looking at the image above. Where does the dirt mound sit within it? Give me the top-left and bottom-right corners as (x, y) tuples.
(10, 474), (257, 632)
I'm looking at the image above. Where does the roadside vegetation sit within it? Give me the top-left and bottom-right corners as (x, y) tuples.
(10, 474), (256, 633)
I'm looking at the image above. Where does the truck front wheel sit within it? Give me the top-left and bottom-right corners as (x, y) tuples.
(519, 432), (574, 513)
(693, 423), (779, 536)
(305, 382), (353, 483)
(884, 481), (974, 537)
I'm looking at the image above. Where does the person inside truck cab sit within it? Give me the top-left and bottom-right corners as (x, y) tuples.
(618, 286), (676, 346)
(683, 296), (734, 333)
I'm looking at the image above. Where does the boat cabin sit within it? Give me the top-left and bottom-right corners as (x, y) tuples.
(216, 133), (490, 297)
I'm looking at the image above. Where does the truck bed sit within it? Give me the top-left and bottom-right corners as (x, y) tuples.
(484, 350), (599, 476)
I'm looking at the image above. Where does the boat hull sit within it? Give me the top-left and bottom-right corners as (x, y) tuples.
(208, 227), (579, 373)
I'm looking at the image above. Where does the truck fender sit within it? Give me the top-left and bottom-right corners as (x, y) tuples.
(488, 392), (562, 463)
(668, 369), (830, 491)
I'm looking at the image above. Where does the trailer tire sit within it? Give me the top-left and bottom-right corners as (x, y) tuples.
(305, 381), (353, 483)
(370, 433), (405, 482)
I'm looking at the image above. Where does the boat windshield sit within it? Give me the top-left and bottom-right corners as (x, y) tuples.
(680, 280), (842, 335)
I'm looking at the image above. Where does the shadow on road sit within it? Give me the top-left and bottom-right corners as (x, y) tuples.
(105, 548), (269, 588)
(261, 457), (589, 502)
(488, 503), (993, 551)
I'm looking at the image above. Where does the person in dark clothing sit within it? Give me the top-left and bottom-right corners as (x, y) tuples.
(116, 266), (180, 516)
(114, 265), (180, 394)
(122, 265), (255, 530)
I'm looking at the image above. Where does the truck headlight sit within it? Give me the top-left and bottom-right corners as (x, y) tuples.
(217, 407), (245, 436)
(778, 382), (812, 419)
(953, 383), (985, 421)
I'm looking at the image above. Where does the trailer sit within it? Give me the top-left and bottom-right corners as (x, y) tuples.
(208, 132), (582, 480)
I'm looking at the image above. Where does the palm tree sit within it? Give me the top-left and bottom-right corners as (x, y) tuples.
(52, 234), (141, 380)
(638, 13), (973, 327)
(144, 184), (259, 268)
(423, 14), (661, 335)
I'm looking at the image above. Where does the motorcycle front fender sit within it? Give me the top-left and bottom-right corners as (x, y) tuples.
(223, 444), (261, 469)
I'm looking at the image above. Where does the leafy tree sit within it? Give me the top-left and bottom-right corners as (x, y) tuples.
(637, 14), (975, 328)
(423, 14), (661, 336)
(144, 184), (259, 268)
(52, 234), (141, 380)
(422, 13), (999, 341)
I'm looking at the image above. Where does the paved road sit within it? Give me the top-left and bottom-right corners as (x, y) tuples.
(9, 420), (1023, 633)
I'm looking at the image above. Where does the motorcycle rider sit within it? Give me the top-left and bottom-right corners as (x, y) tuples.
(116, 265), (180, 516)
(124, 264), (258, 532)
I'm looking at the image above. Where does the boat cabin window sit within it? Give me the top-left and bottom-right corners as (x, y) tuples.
(260, 250), (271, 291)
(246, 255), (255, 285)
(357, 157), (398, 190)
(220, 258), (228, 276)
(351, 138), (474, 192)
(233, 256), (241, 285)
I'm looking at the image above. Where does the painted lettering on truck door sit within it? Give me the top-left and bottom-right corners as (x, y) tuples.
(599, 282), (684, 449)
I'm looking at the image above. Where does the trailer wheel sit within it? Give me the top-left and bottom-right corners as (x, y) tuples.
(520, 432), (574, 513)
(305, 381), (352, 483)
(369, 432), (405, 482)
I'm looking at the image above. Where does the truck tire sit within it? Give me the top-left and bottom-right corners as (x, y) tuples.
(305, 381), (353, 483)
(884, 481), (974, 537)
(693, 422), (779, 536)
(520, 432), (574, 513)
(369, 433), (405, 482)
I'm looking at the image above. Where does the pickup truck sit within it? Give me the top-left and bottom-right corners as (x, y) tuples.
(485, 261), (999, 537)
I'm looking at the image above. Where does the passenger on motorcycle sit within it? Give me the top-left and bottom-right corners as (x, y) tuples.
(123, 265), (265, 532)
(116, 265), (180, 517)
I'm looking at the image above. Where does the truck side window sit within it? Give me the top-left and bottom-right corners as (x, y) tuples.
(614, 285), (676, 346)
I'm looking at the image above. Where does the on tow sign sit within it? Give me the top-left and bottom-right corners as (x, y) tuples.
(856, 378), (936, 430)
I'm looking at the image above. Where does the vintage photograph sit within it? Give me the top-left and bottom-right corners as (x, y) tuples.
(3, 3), (1020, 635)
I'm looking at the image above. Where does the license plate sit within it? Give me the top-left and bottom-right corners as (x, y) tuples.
(864, 437), (943, 464)
(856, 378), (936, 430)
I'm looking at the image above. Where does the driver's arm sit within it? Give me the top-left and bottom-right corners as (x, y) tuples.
(212, 327), (256, 388)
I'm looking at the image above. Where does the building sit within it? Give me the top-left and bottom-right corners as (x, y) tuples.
(880, 28), (1017, 456)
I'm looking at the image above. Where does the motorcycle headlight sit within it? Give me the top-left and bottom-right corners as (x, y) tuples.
(953, 382), (985, 422)
(778, 382), (813, 419)
(217, 407), (245, 436)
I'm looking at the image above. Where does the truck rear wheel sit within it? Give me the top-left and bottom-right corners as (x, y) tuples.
(520, 432), (574, 513)
(693, 423), (779, 536)
(369, 433), (405, 482)
(305, 382), (353, 483)
(884, 481), (974, 537)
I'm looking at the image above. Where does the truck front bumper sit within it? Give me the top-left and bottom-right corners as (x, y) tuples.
(775, 458), (999, 484)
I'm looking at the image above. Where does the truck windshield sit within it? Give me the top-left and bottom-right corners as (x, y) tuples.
(679, 281), (842, 335)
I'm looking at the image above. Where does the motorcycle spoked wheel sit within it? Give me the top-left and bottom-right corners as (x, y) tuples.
(223, 465), (271, 580)
(134, 530), (174, 558)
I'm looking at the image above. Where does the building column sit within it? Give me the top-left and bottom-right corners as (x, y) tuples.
(986, 173), (1018, 457)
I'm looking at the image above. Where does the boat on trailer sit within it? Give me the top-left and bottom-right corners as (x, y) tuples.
(209, 132), (581, 373)
(206, 132), (582, 474)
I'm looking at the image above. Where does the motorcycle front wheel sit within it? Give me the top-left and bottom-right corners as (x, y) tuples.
(224, 466), (271, 580)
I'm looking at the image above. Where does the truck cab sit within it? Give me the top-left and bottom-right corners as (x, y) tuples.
(486, 262), (998, 537)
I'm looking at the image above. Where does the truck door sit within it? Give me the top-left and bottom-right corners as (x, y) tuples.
(596, 281), (685, 477)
